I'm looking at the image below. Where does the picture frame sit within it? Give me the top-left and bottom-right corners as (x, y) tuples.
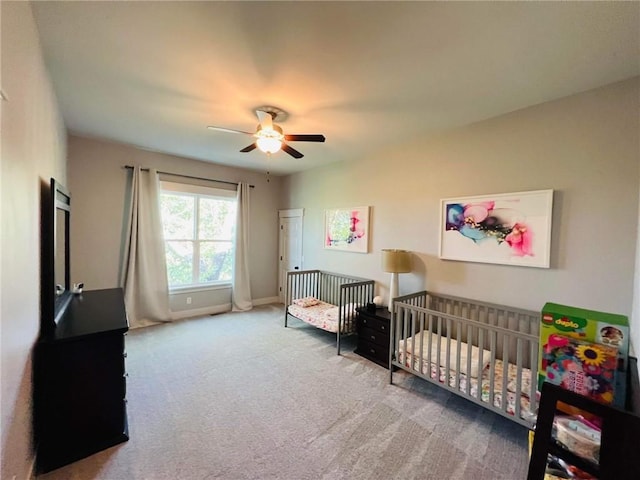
(439, 189), (553, 268)
(324, 206), (370, 253)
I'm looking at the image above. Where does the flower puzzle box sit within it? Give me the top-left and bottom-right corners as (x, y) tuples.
(538, 302), (629, 407)
(544, 334), (619, 405)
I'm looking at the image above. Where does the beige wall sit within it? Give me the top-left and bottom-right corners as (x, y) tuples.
(1, 2), (67, 478)
(0, 8), (637, 478)
(282, 78), (640, 351)
(67, 136), (281, 315)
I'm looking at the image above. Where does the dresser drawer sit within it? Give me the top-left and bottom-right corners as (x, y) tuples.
(357, 313), (390, 334)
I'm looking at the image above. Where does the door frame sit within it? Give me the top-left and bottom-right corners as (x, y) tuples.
(278, 208), (304, 303)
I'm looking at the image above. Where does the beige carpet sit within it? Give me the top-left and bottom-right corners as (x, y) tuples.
(37, 304), (529, 480)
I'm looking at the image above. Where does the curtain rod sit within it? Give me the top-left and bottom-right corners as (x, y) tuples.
(123, 165), (255, 188)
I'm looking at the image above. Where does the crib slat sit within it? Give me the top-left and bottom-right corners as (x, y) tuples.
(428, 314), (434, 380)
(515, 337), (523, 420)
(501, 334), (510, 413)
(438, 319), (451, 380)
(455, 320), (462, 390)
(466, 324), (472, 396)
(410, 309), (417, 373)
(403, 309), (410, 369)
(477, 328), (484, 402)
(530, 339), (538, 413)
(489, 329), (496, 408)
(436, 315), (443, 383)
(418, 311), (425, 375)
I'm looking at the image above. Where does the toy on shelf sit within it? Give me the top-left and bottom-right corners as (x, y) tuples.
(538, 302), (629, 407)
(544, 334), (618, 405)
(554, 415), (601, 465)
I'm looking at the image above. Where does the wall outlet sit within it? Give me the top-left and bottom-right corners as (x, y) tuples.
(186, 296), (192, 305)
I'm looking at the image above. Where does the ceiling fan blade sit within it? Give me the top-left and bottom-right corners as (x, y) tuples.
(240, 143), (257, 153)
(284, 134), (326, 142)
(256, 110), (273, 130)
(207, 126), (253, 135)
(282, 143), (304, 159)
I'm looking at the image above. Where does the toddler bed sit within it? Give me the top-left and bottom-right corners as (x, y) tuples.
(390, 291), (540, 427)
(285, 270), (374, 354)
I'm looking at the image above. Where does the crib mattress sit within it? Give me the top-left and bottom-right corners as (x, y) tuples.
(399, 330), (492, 378)
(287, 301), (349, 333)
(399, 349), (535, 421)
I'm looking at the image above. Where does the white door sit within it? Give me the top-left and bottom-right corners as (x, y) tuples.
(278, 209), (303, 303)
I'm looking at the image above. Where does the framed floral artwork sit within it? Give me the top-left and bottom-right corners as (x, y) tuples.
(439, 190), (553, 268)
(324, 206), (370, 253)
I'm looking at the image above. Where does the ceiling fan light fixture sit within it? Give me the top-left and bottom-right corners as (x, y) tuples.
(256, 137), (282, 154)
(208, 107), (324, 159)
(255, 123), (284, 153)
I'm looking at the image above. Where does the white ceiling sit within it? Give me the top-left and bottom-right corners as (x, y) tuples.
(31, 1), (640, 176)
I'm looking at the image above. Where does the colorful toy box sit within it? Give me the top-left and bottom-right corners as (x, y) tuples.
(539, 302), (629, 406)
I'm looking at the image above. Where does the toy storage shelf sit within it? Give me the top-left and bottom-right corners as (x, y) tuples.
(527, 378), (640, 480)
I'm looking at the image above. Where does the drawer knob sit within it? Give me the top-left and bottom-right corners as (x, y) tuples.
(370, 335), (376, 341)
(369, 348), (376, 354)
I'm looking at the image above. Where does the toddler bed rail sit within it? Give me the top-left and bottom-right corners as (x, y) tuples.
(285, 270), (374, 354)
(390, 291), (540, 427)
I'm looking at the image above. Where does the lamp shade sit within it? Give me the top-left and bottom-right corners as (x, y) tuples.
(381, 249), (412, 273)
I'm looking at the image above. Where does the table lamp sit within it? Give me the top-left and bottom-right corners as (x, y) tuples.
(381, 249), (412, 312)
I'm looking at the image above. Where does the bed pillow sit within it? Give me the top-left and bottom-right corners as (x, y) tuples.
(292, 296), (320, 308)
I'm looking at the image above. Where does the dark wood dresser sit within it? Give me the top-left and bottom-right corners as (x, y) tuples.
(354, 306), (393, 369)
(34, 288), (129, 473)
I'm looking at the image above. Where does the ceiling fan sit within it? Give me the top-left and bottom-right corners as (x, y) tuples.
(207, 107), (325, 159)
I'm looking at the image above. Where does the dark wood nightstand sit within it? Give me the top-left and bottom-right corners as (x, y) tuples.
(354, 306), (393, 369)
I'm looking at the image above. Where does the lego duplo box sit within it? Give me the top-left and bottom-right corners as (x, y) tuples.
(539, 302), (629, 406)
(544, 333), (619, 405)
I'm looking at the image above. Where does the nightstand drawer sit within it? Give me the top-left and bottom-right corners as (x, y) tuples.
(359, 325), (388, 347)
(356, 339), (389, 366)
(357, 313), (389, 334)
(355, 307), (393, 369)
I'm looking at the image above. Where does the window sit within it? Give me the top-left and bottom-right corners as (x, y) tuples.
(160, 182), (237, 288)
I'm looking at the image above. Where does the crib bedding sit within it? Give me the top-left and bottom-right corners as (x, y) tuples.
(399, 330), (492, 378)
(287, 301), (343, 333)
(399, 336), (534, 421)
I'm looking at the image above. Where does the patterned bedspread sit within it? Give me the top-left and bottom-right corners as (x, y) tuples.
(287, 301), (351, 333)
(399, 349), (536, 422)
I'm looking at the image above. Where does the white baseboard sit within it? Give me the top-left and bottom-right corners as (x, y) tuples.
(253, 296), (280, 306)
(170, 303), (231, 320)
(169, 296), (281, 320)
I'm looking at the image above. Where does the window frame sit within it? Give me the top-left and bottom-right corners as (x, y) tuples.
(160, 181), (237, 291)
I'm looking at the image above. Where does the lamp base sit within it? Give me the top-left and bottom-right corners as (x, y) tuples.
(388, 272), (399, 313)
